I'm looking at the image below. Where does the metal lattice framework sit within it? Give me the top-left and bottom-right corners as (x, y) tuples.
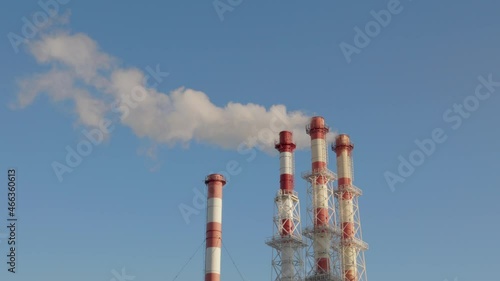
(334, 184), (368, 281)
(302, 169), (342, 281)
(266, 190), (306, 281)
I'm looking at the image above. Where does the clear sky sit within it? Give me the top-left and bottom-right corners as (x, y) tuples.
(1, 1), (499, 281)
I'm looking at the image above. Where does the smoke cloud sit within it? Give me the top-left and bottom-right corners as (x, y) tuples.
(14, 30), (334, 151)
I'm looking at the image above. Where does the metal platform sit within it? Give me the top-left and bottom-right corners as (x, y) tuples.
(266, 235), (307, 250)
(305, 273), (343, 281)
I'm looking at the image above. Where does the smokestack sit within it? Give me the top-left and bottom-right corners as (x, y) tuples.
(276, 131), (296, 234)
(333, 134), (368, 281)
(266, 131), (305, 281)
(303, 116), (337, 277)
(204, 174), (227, 281)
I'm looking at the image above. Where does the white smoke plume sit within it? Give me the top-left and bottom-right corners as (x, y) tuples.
(13, 30), (335, 151)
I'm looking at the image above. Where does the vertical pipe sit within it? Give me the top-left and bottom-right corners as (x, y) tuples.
(204, 174), (227, 281)
(307, 116), (330, 274)
(334, 134), (357, 281)
(276, 131), (297, 279)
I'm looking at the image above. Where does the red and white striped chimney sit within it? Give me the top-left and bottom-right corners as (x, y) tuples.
(204, 174), (227, 281)
(276, 131), (297, 278)
(276, 131), (297, 233)
(334, 134), (357, 281)
(307, 116), (331, 274)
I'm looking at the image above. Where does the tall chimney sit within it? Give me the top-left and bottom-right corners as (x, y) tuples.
(333, 134), (368, 281)
(266, 131), (305, 281)
(204, 174), (227, 281)
(303, 116), (337, 278)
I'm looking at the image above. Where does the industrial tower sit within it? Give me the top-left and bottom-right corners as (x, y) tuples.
(266, 131), (306, 281)
(333, 135), (368, 281)
(204, 174), (227, 281)
(200, 118), (368, 281)
(302, 117), (342, 281)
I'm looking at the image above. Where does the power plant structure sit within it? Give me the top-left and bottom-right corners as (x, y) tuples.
(204, 174), (227, 281)
(302, 117), (341, 281)
(202, 116), (368, 281)
(333, 134), (368, 281)
(266, 131), (307, 281)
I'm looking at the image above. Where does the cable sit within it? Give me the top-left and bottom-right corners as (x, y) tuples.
(222, 241), (247, 281)
(171, 239), (205, 281)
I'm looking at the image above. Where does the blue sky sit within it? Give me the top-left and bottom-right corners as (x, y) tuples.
(1, 1), (499, 281)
